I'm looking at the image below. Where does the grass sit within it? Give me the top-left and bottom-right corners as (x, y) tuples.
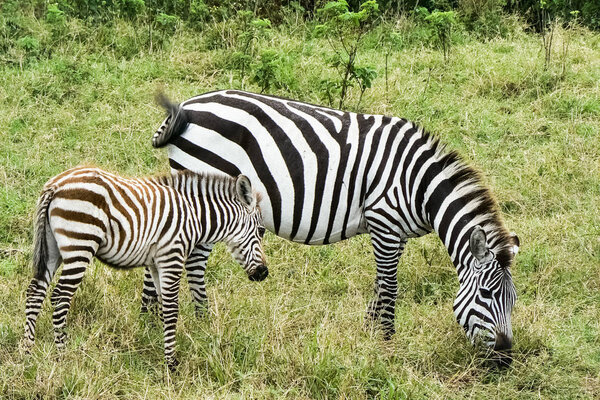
(1, 13), (599, 399)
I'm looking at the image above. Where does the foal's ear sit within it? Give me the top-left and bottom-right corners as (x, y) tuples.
(235, 175), (256, 209)
(470, 226), (492, 263)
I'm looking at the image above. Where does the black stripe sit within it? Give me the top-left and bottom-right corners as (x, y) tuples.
(183, 109), (282, 234)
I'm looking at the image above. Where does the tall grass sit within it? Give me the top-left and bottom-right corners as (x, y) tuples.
(0, 13), (599, 399)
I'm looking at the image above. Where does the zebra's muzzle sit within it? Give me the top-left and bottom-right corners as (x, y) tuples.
(493, 331), (513, 368)
(248, 264), (268, 281)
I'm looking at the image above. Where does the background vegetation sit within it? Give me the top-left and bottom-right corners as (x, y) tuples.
(0, 0), (599, 398)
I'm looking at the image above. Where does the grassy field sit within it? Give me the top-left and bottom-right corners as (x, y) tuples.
(1, 14), (599, 399)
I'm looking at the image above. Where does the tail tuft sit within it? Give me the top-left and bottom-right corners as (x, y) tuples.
(153, 92), (188, 148)
(33, 188), (54, 280)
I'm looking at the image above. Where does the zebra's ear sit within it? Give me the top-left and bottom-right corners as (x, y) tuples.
(235, 175), (256, 209)
(510, 232), (520, 255)
(470, 226), (491, 263)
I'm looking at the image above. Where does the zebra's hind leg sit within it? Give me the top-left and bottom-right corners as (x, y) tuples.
(155, 254), (184, 371)
(23, 230), (62, 350)
(50, 245), (96, 349)
(366, 231), (406, 340)
(185, 243), (213, 317)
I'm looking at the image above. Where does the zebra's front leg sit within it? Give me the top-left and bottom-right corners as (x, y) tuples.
(185, 243), (213, 317)
(155, 256), (184, 371)
(366, 233), (406, 340)
(140, 267), (159, 314)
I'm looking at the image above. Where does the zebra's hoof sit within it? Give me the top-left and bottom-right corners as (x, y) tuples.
(54, 333), (67, 350)
(194, 305), (209, 319)
(20, 338), (34, 354)
(167, 357), (179, 373)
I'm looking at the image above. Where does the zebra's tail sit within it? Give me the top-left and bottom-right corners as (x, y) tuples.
(32, 187), (55, 280)
(153, 92), (189, 148)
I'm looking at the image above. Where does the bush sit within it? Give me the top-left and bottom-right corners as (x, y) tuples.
(119, 0), (145, 20)
(424, 10), (458, 60)
(459, 0), (510, 37)
(314, 0), (380, 109)
(251, 50), (283, 93)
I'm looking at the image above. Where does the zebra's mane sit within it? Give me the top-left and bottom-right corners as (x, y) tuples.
(159, 170), (232, 185)
(153, 170), (234, 192)
(418, 129), (516, 269)
(155, 170), (263, 204)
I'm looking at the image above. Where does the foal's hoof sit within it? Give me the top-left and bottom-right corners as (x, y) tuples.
(382, 328), (395, 341)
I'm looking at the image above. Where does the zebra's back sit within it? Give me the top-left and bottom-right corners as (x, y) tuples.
(162, 90), (423, 244)
(45, 167), (191, 268)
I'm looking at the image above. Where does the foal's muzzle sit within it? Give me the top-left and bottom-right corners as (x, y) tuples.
(248, 264), (268, 281)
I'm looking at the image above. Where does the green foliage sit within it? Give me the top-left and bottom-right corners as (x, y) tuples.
(17, 36), (40, 53)
(188, 0), (209, 28)
(315, 0), (380, 109)
(425, 10), (458, 60)
(45, 3), (66, 26)
(251, 49), (282, 93)
(119, 0), (146, 20)
(506, 0), (600, 30)
(155, 12), (178, 34)
(214, 10), (272, 84)
(459, 0), (510, 38)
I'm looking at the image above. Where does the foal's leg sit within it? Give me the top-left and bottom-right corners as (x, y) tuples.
(155, 252), (184, 370)
(140, 266), (159, 313)
(185, 243), (213, 317)
(142, 243), (213, 318)
(50, 241), (97, 349)
(23, 229), (62, 349)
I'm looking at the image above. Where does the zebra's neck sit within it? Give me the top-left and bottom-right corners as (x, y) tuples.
(160, 171), (240, 239)
(416, 133), (511, 280)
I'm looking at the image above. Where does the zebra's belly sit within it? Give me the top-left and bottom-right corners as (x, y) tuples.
(96, 240), (158, 268)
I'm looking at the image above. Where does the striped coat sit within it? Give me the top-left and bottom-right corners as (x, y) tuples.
(24, 166), (266, 369)
(150, 90), (519, 362)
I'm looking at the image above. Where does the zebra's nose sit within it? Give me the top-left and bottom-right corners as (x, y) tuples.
(248, 264), (268, 281)
(494, 332), (512, 351)
(493, 332), (513, 368)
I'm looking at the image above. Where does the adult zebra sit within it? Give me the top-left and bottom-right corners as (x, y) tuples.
(23, 166), (267, 369)
(147, 89), (519, 359)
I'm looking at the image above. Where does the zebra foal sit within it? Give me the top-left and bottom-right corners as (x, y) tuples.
(23, 166), (267, 369)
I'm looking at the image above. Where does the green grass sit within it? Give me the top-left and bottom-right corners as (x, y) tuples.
(1, 15), (599, 399)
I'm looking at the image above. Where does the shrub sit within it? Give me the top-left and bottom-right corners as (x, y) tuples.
(314, 0), (380, 109)
(119, 0), (145, 21)
(425, 10), (458, 60)
(251, 49), (283, 93)
(459, 0), (509, 38)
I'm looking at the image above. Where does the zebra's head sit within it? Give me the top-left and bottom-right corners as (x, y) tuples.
(226, 175), (268, 282)
(454, 226), (519, 365)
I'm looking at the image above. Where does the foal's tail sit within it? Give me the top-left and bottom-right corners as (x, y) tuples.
(33, 187), (55, 280)
(153, 92), (189, 148)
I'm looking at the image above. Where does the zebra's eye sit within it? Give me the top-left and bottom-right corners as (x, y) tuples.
(258, 227), (266, 237)
(480, 288), (492, 298)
